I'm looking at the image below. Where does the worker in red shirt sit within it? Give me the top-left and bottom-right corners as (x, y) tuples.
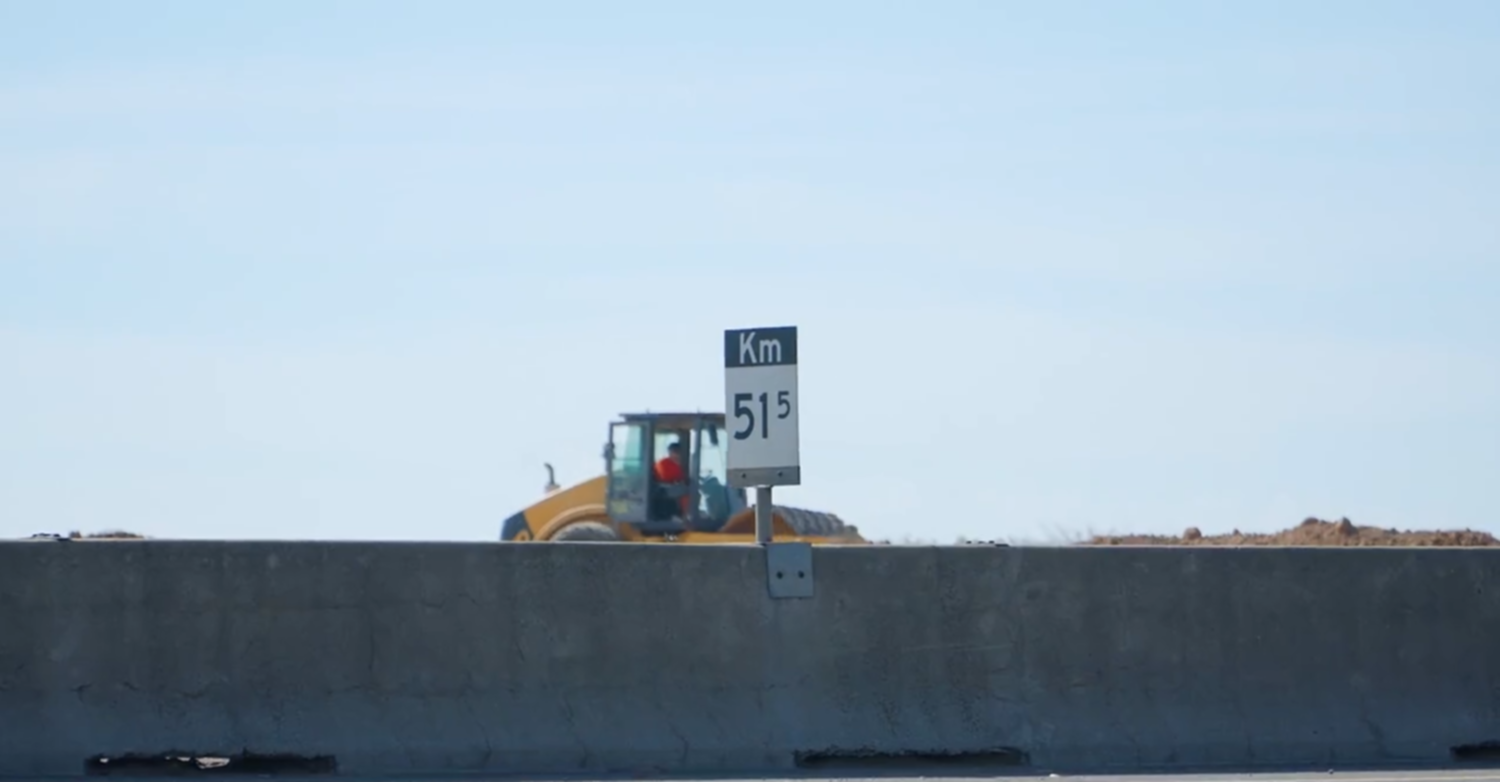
(654, 441), (690, 517)
(655, 441), (685, 483)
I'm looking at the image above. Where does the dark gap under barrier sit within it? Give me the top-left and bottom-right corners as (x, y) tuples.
(85, 751), (336, 776)
(794, 746), (1029, 770)
(1452, 742), (1500, 762)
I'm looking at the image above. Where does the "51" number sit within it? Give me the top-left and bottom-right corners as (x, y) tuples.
(732, 391), (790, 440)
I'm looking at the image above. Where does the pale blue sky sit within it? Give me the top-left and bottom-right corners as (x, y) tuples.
(3, 1), (1497, 543)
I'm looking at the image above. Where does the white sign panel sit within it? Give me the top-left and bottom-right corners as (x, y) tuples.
(724, 326), (800, 488)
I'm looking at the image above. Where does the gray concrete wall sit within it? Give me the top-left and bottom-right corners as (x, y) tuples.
(1, 541), (1497, 778)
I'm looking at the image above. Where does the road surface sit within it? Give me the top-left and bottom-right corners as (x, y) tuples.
(50, 767), (1500, 782)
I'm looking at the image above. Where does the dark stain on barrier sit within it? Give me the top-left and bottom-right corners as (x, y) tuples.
(85, 751), (337, 775)
(1452, 741), (1500, 762)
(794, 746), (1029, 770)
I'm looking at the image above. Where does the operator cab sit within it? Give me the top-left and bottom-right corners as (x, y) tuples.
(603, 412), (746, 536)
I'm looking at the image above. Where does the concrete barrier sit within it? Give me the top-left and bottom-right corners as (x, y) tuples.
(2, 540), (1497, 777)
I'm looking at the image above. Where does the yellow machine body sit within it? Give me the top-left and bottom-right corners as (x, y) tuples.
(498, 411), (863, 545)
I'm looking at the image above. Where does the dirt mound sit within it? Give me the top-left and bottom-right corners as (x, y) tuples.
(21, 529), (148, 541)
(1087, 517), (1499, 547)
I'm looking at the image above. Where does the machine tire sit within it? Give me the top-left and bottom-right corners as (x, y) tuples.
(774, 506), (849, 537)
(550, 521), (621, 542)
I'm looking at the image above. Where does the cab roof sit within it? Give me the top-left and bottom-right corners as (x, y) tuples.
(616, 411), (725, 429)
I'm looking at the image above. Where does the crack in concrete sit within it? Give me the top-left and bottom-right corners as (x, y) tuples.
(2, 660), (27, 686)
(1361, 708), (1391, 759)
(178, 684), (213, 700)
(655, 692), (692, 768)
(416, 590), (484, 613)
(558, 691), (592, 769)
(460, 692), (496, 769)
(1231, 682), (1254, 764)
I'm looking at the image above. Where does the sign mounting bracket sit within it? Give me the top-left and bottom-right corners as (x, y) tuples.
(764, 540), (814, 599)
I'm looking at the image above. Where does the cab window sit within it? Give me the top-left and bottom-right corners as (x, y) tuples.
(695, 422), (734, 524)
(609, 422), (647, 484)
(696, 424), (727, 484)
(653, 430), (683, 472)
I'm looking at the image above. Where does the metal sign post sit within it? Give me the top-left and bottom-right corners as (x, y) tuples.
(723, 326), (801, 546)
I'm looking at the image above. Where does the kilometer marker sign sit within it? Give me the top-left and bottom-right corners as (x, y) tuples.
(723, 326), (800, 488)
